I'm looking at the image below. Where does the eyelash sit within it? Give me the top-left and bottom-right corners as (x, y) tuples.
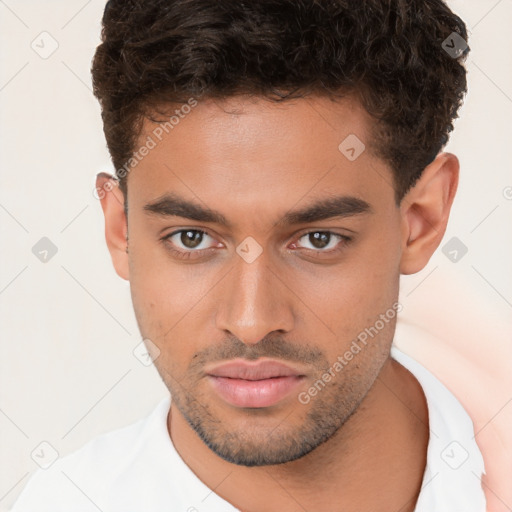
(161, 229), (353, 261)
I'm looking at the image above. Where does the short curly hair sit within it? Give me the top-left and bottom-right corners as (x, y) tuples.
(91, 0), (469, 203)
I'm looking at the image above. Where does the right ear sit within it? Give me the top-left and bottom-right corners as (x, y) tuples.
(95, 173), (129, 280)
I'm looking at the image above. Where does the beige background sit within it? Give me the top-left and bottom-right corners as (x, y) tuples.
(1, 0), (511, 510)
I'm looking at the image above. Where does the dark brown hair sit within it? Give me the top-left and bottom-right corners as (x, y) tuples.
(91, 0), (469, 202)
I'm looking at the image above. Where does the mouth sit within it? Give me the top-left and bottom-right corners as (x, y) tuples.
(205, 359), (307, 408)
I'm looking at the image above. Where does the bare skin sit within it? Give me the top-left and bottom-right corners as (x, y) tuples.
(97, 94), (458, 511)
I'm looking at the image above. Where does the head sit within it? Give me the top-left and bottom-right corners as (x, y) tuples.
(92, 0), (468, 466)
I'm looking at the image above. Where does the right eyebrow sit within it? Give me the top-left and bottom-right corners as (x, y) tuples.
(144, 193), (232, 228)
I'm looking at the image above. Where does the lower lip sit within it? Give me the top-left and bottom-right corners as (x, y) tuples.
(207, 375), (304, 408)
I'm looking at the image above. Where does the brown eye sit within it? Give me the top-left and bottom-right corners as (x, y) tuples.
(307, 232), (331, 249)
(163, 229), (217, 257)
(296, 231), (349, 252)
(180, 230), (204, 249)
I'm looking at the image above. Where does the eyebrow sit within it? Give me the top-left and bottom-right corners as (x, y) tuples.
(143, 193), (373, 228)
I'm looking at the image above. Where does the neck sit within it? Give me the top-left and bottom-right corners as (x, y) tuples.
(169, 356), (429, 512)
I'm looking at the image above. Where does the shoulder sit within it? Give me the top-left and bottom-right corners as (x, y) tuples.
(9, 397), (170, 512)
(390, 343), (486, 510)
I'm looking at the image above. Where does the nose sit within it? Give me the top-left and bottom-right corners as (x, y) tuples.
(215, 250), (295, 345)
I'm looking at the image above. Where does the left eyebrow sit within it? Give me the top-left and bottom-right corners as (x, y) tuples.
(276, 195), (373, 226)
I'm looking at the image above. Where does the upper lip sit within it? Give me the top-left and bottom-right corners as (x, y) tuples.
(205, 359), (305, 380)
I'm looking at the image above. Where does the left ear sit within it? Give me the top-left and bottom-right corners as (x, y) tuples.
(399, 152), (459, 275)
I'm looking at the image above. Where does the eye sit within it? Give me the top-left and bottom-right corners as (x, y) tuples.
(161, 229), (352, 261)
(291, 231), (352, 254)
(167, 229), (213, 250)
(162, 229), (220, 260)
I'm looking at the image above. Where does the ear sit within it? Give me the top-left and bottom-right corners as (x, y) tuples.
(399, 152), (459, 275)
(96, 173), (129, 280)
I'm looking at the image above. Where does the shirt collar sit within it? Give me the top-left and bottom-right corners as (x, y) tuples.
(391, 346), (486, 511)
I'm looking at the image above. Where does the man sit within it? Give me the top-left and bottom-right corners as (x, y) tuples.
(10, 0), (486, 511)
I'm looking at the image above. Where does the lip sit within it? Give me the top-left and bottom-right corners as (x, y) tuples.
(205, 359), (306, 408)
(206, 359), (304, 380)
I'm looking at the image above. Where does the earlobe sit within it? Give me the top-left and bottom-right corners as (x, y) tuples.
(399, 153), (459, 275)
(96, 173), (130, 280)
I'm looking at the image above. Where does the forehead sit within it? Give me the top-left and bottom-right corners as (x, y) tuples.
(127, 94), (394, 225)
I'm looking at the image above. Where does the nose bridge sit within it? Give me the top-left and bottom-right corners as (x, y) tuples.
(215, 250), (294, 345)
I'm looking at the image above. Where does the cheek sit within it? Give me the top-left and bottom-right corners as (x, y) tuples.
(127, 238), (221, 366)
(295, 225), (401, 342)
(128, 271), (199, 379)
(129, 262), (205, 335)
(128, 228), (198, 317)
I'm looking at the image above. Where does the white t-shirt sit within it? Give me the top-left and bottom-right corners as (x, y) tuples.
(10, 347), (486, 511)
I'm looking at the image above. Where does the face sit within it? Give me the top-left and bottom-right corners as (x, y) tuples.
(106, 95), (412, 466)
